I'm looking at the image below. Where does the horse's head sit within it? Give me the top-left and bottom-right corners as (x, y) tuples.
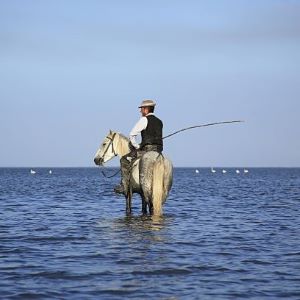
(94, 130), (118, 166)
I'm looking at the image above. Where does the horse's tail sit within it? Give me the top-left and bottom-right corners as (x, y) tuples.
(152, 154), (165, 216)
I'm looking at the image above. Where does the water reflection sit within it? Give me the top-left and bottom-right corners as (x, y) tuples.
(122, 214), (167, 231)
(94, 214), (173, 246)
(95, 214), (172, 242)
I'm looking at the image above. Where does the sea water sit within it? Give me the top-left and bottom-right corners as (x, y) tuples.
(1, 168), (299, 299)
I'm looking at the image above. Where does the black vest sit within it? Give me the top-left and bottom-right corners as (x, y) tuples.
(141, 115), (163, 151)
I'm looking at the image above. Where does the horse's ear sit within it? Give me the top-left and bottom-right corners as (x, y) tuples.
(109, 129), (112, 135)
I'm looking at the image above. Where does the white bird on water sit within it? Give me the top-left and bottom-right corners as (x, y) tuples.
(30, 169), (36, 174)
(222, 169), (227, 174)
(211, 167), (216, 173)
(195, 169), (199, 173)
(49, 170), (52, 174)
(244, 169), (249, 173)
(236, 169), (240, 174)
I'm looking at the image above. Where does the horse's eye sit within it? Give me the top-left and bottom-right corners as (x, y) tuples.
(103, 143), (106, 146)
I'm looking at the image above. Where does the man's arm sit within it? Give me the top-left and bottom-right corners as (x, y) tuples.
(129, 117), (148, 149)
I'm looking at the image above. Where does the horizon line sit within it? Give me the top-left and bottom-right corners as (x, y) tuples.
(1, 166), (300, 169)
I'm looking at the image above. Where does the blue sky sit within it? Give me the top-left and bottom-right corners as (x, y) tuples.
(1, 0), (299, 167)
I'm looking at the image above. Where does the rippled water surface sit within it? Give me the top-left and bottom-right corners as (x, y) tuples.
(1, 167), (300, 299)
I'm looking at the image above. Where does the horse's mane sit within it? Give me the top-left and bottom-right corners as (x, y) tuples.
(116, 132), (129, 142)
(111, 131), (130, 157)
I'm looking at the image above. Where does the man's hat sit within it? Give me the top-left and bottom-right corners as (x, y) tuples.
(138, 99), (156, 108)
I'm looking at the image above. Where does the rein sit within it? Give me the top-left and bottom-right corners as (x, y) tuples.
(100, 167), (121, 178)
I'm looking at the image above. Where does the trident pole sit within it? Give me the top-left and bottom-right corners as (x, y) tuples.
(163, 120), (244, 140)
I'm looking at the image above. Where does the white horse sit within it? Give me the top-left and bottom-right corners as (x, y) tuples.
(94, 130), (173, 216)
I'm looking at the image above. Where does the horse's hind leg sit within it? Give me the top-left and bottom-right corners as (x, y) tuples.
(141, 195), (147, 215)
(149, 201), (153, 215)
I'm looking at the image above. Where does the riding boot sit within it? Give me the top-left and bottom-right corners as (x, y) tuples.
(114, 156), (131, 195)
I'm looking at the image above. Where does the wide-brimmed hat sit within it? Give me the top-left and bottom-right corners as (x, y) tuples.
(138, 99), (156, 108)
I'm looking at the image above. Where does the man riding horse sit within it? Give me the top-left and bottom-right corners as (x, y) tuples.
(114, 99), (163, 196)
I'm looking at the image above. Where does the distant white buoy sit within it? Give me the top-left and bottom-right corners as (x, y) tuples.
(195, 169), (199, 173)
(236, 169), (240, 174)
(222, 169), (227, 174)
(244, 169), (249, 173)
(30, 169), (36, 174)
(211, 167), (216, 173)
(49, 170), (52, 174)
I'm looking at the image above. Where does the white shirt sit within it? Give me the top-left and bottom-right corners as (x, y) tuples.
(129, 113), (155, 149)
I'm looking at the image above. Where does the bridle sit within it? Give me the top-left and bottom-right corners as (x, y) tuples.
(98, 132), (121, 178)
(101, 132), (117, 159)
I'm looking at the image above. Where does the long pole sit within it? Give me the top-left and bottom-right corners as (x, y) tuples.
(163, 120), (244, 140)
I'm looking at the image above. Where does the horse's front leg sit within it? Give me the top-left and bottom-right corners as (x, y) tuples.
(125, 196), (130, 215)
(126, 191), (132, 215)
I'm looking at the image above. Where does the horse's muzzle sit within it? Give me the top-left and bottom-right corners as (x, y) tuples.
(94, 157), (103, 166)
